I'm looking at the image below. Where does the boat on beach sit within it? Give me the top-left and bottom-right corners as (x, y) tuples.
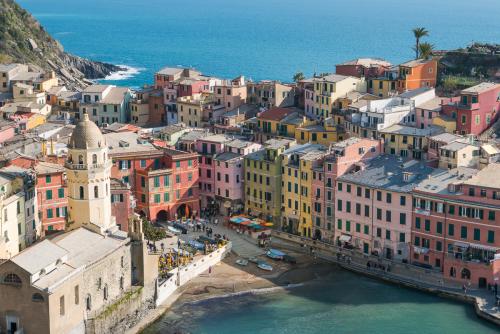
(167, 226), (182, 235)
(257, 261), (273, 271)
(236, 259), (249, 266)
(266, 249), (286, 260)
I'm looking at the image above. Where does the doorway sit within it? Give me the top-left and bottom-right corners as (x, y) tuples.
(478, 277), (487, 289)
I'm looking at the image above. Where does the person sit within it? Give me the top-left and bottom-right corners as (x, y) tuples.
(462, 284), (467, 295)
(208, 266), (212, 275)
(177, 239), (181, 248)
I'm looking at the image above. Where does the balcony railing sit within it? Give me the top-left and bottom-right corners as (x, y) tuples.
(65, 161), (112, 170)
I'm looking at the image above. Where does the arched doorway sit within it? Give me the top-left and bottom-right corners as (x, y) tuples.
(177, 204), (191, 219)
(314, 229), (322, 240)
(157, 210), (168, 222)
(461, 268), (471, 280)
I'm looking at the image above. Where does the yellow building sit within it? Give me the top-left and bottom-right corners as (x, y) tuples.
(311, 74), (366, 118)
(281, 144), (327, 237)
(433, 114), (457, 133)
(368, 78), (397, 98)
(244, 138), (295, 225)
(178, 93), (224, 128)
(379, 124), (444, 160)
(295, 119), (345, 146)
(255, 107), (314, 143)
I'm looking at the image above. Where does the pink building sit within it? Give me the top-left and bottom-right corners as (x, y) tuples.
(304, 88), (315, 118)
(214, 76), (247, 112)
(441, 82), (500, 135)
(336, 155), (434, 261)
(412, 164), (500, 288)
(110, 178), (135, 231)
(313, 138), (383, 243)
(195, 134), (231, 214)
(0, 120), (15, 144)
(415, 96), (442, 129)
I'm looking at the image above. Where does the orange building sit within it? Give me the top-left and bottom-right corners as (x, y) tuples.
(397, 59), (437, 93)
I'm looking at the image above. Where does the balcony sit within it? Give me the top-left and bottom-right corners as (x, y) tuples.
(415, 208), (431, 216)
(65, 161), (112, 170)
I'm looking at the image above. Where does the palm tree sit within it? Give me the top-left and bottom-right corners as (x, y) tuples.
(293, 72), (305, 82)
(412, 27), (429, 59)
(418, 42), (434, 60)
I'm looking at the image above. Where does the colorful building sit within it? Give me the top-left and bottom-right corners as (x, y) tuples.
(247, 80), (295, 109)
(397, 59), (438, 93)
(244, 138), (295, 225)
(441, 82), (500, 136)
(79, 85), (132, 126)
(254, 107), (314, 143)
(214, 76), (247, 111)
(336, 156), (434, 260)
(34, 162), (67, 233)
(281, 144), (327, 237)
(411, 164), (500, 288)
(336, 58), (391, 79)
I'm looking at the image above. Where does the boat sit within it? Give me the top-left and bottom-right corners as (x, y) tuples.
(248, 257), (259, 263)
(188, 240), (205, 250)
(167, 226), (182, 235)
(257, 261), (273, 271)
(266, 249), (286, 260)
(235, 259), (249, 266)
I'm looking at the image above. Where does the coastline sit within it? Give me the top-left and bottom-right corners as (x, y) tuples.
(131, 252), (333, 334)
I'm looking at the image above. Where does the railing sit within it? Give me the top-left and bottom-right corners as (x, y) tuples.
(65, 161), (111, 170)
(446, 253), (493, 266)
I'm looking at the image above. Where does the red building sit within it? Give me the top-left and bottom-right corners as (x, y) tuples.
(107, 132), (199, 222)
(441, 82), (500, 136)
(34, 161), (67, 232)
(336, 58), (391, 79)
(411, 164), (500, 288)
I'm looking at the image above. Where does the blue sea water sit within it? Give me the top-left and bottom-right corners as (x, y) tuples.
(17, 0), (500, 88)
(143, 270), (498, 334)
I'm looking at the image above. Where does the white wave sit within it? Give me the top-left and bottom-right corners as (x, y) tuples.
(104, 65), (143, 81)
(186, 283), (304, 305)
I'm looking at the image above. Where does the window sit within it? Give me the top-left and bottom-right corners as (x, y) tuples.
(86, 295), (92, 311)
(346, 221), (351, 232)
(356, 187), (362, 197)
(337, 200), (342, 211)
(46, 190), (53, 200)
(337, 219), (342, 230)
(176, 175), (181, 184)
(399, 233), (405, 243)
(45, 175), (51, 183)
(376, 228), (382, 238)
(140, 160), (146, 168)
(154, 176), (160, 187)
(376, 191), (382, 201)
(355, 203), (361, 215)
(32, 293), (44, 302)
(385, 230), (391, 240)
(103, 285), (108, 300)
(376, 208), (382, 220)
(424, 219), (430, 231)
(338, 182), (343, 191)
(386, 193), (392, 203)
(436, 221), (443, 234)
(469, 226), (481, 242)
(58, 188), (64, 198)
(448, 224), (454, 236)
(460, 226), (467, 239)
(400, 196), (406, 206)
(365, 189), (370, 199)
(400, 213), (406, 225)
(386, 210), (391, 222)
(94, 186), (98, 199)
(154, 194), (161, 203)
(3, 273), (22, 285)
(47, 209), (53, 219)
(164, 175), (170, 187)
(364, 205), (369, 217)
(488, 231), (495, 243)
(489, 211), (496, 221)
(364, 225), (369, 235)
(60, 296), (65, 316)
(75, 285), (79, 305)
(141, 177), (146, 188)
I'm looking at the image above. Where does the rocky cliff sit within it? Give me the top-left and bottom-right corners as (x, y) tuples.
(0, 0), (124, 88)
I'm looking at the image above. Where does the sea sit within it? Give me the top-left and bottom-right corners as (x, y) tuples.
(17, 0), (500, 88)
(142, 270), (498, 334)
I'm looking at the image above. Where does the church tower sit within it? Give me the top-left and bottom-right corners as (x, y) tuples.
(66, 113), (115, 234)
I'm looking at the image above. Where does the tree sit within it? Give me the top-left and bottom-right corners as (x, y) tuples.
(142, 220), (166, 242)
(412, 27), (429, 59)
(293, 72), (305, 82)
(418, 42), (434, 60)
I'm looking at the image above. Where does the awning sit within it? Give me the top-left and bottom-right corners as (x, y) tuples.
(468, 242), (499, 252)
(413, 246), (429, 254)
(453, 241), (470, 249)
(339, 235), (352, 242)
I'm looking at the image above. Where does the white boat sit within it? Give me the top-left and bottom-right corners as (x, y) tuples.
(257, 261), (273, 271)
(236, 259), (249, 266)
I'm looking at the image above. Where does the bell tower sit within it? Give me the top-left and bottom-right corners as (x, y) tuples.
(66, 113), (115, 234)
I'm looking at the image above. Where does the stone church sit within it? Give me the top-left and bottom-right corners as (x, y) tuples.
(0, 113), (157, 334)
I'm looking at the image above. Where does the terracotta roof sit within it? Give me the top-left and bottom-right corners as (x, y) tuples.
(257, 107), (297, 121)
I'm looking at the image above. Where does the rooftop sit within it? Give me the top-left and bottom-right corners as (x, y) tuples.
(101, 87), (130, 104)
(429, 132), (463, 144)
(82, 84), (111, 94)
(399, 59), (433, 68)
(34, 161), (65, 174)
(414, 167), (478, 195)
(462, 82), (499, 94)
(440, 141), (476, 152)
(463, 163), (500, 189)
(315, 74), (351, 83)
(338, 155), (435, 192)
(105, 132), (158, 155)
(338, 58), (391, 68)
(160, 123), (189, 135)
(214, 151), (241, 162)
(156, 67), (184, 76)
(257, 107), (298, 122)
(379, 124), (444, 136)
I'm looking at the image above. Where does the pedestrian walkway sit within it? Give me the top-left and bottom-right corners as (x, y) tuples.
(271, 232), (500, 325)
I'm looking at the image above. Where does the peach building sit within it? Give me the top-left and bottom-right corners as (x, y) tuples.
(336, 155), (434, 261)
(397, 59), (438, 93)
(411, 164), (500, 288)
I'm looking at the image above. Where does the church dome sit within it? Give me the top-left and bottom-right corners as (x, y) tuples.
(68, 113), (105, 149)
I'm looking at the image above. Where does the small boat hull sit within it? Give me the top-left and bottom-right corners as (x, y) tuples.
(236, 259), (249, 266)
(257, 262), (273, 271)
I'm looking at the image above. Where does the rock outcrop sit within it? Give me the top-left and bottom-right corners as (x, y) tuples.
(0, 0), (124, 88)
